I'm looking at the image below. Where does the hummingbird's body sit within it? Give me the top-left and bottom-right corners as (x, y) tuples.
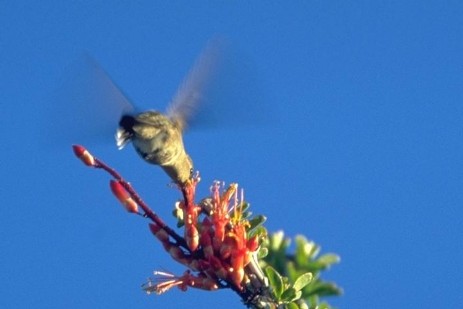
(112, 40), (221, 184)
(116, 112), (193, 184)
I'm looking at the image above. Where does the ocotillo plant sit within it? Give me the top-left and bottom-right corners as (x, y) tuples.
(73, 145), (342, 309)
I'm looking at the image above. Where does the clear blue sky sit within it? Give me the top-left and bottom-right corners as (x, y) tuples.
(1, 2), (462, 308)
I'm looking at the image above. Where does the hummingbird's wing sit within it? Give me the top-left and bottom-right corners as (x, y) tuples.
(166, 39), (223, 132)
(83, 54), (136, 118)
(47, 54), (136, 147)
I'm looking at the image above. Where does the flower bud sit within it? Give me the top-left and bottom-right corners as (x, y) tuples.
(229, 254), (245, 289)
(72, 145), (95, 166)
(109, 180), (138, 213)
(185, 224), (199, 252)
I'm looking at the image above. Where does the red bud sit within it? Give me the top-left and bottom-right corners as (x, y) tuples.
(72, 145), (95, 166)
(110, 180), (138, 213)
(229, 254), (245, 289)
(185, 225), (199, 252)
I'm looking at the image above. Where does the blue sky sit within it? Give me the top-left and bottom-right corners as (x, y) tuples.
(1, 1), (463, 308)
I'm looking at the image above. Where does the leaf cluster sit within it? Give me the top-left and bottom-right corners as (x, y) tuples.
(259, 231), (342, 309)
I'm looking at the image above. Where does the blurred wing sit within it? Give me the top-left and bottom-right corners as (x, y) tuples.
(46, 54), (136, 148)
(83, 54), (136, 118)
(166, 39), (223, 131)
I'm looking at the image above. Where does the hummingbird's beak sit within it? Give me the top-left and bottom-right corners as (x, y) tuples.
(116, 114), (136, 149)
(116, 127), (131, 149)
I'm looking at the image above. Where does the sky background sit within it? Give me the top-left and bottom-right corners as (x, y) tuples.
(1, 1), (463, 308)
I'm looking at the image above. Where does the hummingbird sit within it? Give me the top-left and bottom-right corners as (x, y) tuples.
(116, 111), (193, 184)
(115, 41), (222, 185)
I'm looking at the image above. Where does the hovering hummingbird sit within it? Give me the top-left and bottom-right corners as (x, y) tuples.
(115, 41), (222, 185)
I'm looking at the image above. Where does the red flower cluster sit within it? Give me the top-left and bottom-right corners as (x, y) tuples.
(148, 180), (260, 292)
(72, 145), (263, 295)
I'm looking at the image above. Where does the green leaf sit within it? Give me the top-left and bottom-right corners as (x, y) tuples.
(270, 231), (287, 251)
(285, 301), (300, 309)
(281, 287), (300, 302)
(286, 261), (298, 281)
(240, 201), (251, 213)
(316, 302), (332, 309)
(250, 225), (267, 238)
(295, 300), (309, 309)
(316, 253), (340, 267)
(242, 210), (252, 219)
(295, 236), (319, 267)
(265, 266), (284, 298)
(248, 215), (267, 231)
(281, 287), (296, 301)
(304, 281), (343, 297)
(258, 247), (268, 259)
(293, 273), (313, 292)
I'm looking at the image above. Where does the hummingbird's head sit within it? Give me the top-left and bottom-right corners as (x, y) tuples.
(116, 114), (136, 149)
